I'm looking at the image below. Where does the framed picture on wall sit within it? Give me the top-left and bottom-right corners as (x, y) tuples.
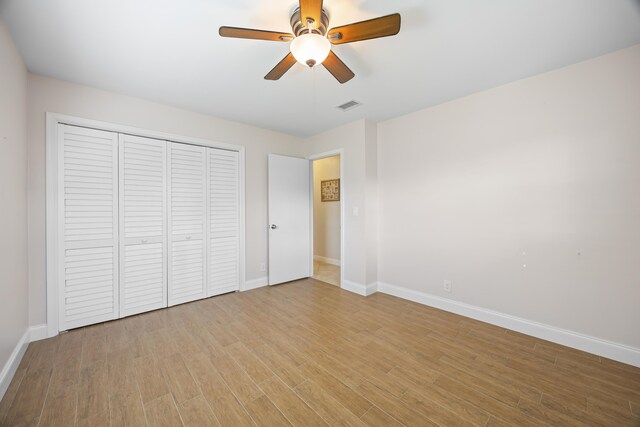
(321, 179), (340, 202)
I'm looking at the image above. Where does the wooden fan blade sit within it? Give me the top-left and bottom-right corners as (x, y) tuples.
(327, 13), (401, 45)
(219, 26), (293, 42)
(322, 51), (354, 84)
(299, 0), (324, 29)
(265, 53), (297, 80)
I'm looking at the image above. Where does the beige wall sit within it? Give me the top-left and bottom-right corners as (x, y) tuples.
(27, 74), (302, 325)
(313, 156), (341, 262)
(364, 121), (378, 288)
(377, 44), (640, 348)
(0, 17), (28, 378)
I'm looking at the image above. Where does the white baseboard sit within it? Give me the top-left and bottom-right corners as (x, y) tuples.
(242, 276), (268, 291)
(29, 324), (49, 342)
(0, 329), (30, 401)
(314, 255), (341, 266)
(365, 282), (378, 296)
(341, 280), (366, 296)
(376, 282), (640, 368)
(342, 280), (377, 296)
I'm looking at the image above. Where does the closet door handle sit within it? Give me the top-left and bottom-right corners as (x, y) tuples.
(186, 235), (192, 240)
(141, 239), (148, 244)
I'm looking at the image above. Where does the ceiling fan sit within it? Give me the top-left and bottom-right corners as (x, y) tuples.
(219, 0), (401, 84)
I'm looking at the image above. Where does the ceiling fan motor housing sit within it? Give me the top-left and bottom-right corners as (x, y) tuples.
(290, 7), (330, 36)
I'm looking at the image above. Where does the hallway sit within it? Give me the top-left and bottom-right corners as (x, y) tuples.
(312, 261), (340, 287)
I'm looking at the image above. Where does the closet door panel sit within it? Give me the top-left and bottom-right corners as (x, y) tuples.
(119, 134), (167, 317)
(168, 143), (207, 306)
(208, 149), (240, 296)
(59, 125), (119, 330)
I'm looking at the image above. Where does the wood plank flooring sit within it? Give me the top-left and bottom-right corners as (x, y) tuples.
(1, 278), (639, 426)
(312, 261), (340, 287)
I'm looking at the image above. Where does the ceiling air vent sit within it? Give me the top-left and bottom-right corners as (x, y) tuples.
(337, 100), (362, 111)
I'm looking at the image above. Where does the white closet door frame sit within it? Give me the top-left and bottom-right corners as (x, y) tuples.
(46, 113), (245, 338)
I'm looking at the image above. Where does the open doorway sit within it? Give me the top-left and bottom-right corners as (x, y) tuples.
(311, 155), (341, 286)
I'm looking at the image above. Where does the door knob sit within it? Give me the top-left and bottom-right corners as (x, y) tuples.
(270, 224), (278, 230)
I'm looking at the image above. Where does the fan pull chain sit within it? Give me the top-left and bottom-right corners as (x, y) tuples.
(313, 65), (317, 114)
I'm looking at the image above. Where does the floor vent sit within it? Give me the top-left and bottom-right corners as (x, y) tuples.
(337, 100), (362, 111)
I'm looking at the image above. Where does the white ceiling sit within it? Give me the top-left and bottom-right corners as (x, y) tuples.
(2, 0), (640, 136)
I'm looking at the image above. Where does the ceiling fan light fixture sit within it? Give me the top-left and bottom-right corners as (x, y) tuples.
(290, 33), (331, 67)
(219, 3), (401, 82)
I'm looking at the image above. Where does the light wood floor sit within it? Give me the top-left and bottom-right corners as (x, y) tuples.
(312, 261), (340, 287)
(1, 279), (639, 427)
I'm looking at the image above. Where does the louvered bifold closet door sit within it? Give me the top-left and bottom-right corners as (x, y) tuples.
(168, 143), (207, 306)
(119, 134), (167, 317)
(208, 148), (240, 296)
(59, 125), (119, 330)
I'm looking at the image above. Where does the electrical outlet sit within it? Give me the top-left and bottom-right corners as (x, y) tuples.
(260, 262), (266, 272)
(443, 280), (452, 293)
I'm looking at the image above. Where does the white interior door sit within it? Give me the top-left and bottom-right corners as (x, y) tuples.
(119, 134), (167, 317)
(168, 142), (207, 306)
(58, 124), (119, 330)
(268, 154), (310, 285)
(208, 148), (240, 296)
